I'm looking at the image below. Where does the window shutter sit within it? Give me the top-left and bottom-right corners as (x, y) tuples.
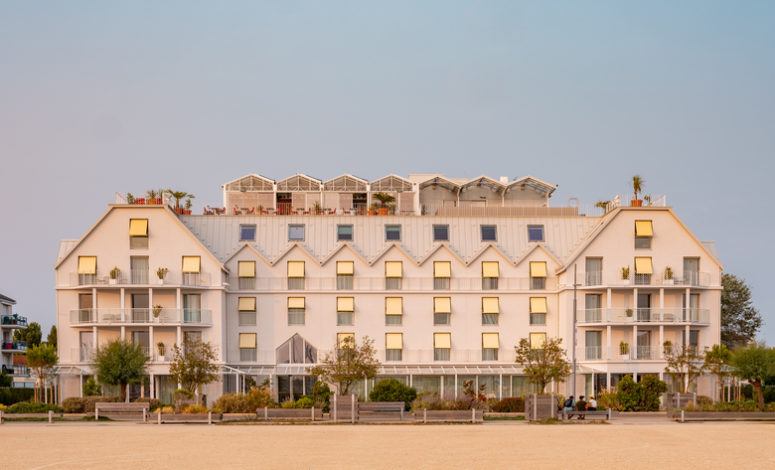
(287, 297), (305, 309)
(482, 333), (499, 349)
(434, 297), (451, 314)
(482, 297), (499, 314)
(482, 261), (499, 278)
(635, 257), (653, 274)
(337, 297), (354, 312)
(239, 333), (256, 349)
(434, 261), (451, 278)
(336, 261), (354, 275)
(338, 333), (355, 348)
(385, 261), (403, 278)
(238, 261), (256, 278)
(287, 261), (305, 278)
(385, 333), (403, 350)
(434, 333), (451, 349)
(78, 256), (97, 274)
(238, 297), (256, 311)
(182, 256), (200, 273)
(129, 219), (148, 237)
(529, 261), (547, 278)
(385, 297), (403, 315)
(635, 220), (653, 237)
(530, 297), (547, 314)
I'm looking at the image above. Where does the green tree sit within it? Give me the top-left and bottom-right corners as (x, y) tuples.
(13, 321), (42, 347)
(369, 378), (417, 410)
(307, 336), (380, 395)
(721, 273), (761, 346)
(730, 342), (775, 411)
(93, 340), (148, 402)
(47, 325), (58, 348)
(639, 375), (667, 411)
(514, 337), (571, 393)
(27, 343), (58, 403)
(168, 335), (218, 403)
(704, 344), (732, 402)
(0, 371), (12, 387)
(616, 375), (640, 411)
(663, 341), (705, 393)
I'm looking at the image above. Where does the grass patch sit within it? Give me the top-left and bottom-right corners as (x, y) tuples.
(484, 415), (525, 421)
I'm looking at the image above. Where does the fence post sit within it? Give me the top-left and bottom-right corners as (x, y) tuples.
(693, 393), (697, 406)
(208, 411), (212, 425)
(471, 408), (475, 423)
(157, 409), (161, 425)
(351, 394), (355, 424)
(48, 410), (53, 424)
(400, 407), (404, 421)
(143, 408), (147, 423)
(311, 406), (315, 422)
(607, 408), (612, 421)
(95, 406), (99, 421)
(333, 395), (338, 423)
(533, 394), (537, 421)
(423, 408), (427, 424)
(264, 406), (268, 421)
(681, 410), (685, 423)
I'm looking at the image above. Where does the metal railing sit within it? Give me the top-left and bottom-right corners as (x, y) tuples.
(68, 308), (213, 325)
(67, 271), (212, 287)
(230, 276), (559, 291)
(1, 315), (28, 327)
(579, 271), (714, 287)
(2, 341), (27, 351)
(577, 346), (663, 361)
(578, 308), (710, 324)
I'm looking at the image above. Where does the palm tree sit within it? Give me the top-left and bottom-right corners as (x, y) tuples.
(372, 192), (395, 208)
(632, 175), (644, 201)
(595, 200), (611, 213)
(166, 190), (194, 210)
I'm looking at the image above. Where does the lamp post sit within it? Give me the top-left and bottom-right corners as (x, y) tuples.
(572, 264), (581, 400)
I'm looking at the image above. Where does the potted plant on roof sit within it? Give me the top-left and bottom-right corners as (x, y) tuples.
(621, 266), (631, 285)
(156, 267), (168, 285)
(109, 266), (121, 285)
(126, 192), (136, 204)
(372, 192), (395, 215)
(183, 196), (194, 215)
(631, 175), (644, 207)
(664, 266), (674, 285)
(166, 190), (193, 215)
(146, 189), (158, 205)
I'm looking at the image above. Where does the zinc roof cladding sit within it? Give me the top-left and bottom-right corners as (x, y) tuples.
(0, 293), (16, 304)
(179, 215), (601, 267)
(57, 240), (78, 263)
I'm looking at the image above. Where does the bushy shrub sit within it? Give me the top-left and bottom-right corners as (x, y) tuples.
(160, 405), (175, 414)
(174, 388), (194, 400)
(6, 401), (63, 414)
(181, 404), (208, 414)
(683, 400), (775, 412)
(596, 391), (619, 411)
(134, 397), (161, 411)
(0, 388), (34, 405)
(489, 397), (524, 413)
(82, 377), (101, 396)
(369, 378), (417, 410)
(281, 399), (296, 409)
(212, 386), (276, 413)
(62, 397), (86, 413)
(410, 392), (476, 411)
(294, 396), (314, 408)
(696, 395), (713, 406)
(83, 396), (121, 412)
(615, 375), (666, 411)
(617, 375), (640, 411)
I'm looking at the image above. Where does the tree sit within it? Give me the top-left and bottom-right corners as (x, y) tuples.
(704, 344), (732, 402)
(369, 378), (417, 410)
(94, 340), (148, 402)
(168, 335), (218, 403)
(47, 325), (57, 348)
(514, 337), (571, 393)
(721, 273), (762, 346)
(13, 321), (42, 347)
(27, 343), (58, 403)
(307, 336), (380, 395)
(372, 192), (396, 208)
(663, 341), (705, 393)
(730, 342), (775, 411)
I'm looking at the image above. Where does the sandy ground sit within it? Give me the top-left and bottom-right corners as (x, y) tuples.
(1, 421), (774, 470)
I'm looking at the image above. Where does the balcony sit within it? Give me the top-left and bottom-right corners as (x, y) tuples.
(68, 308), (213, 326)
(578, 307), (710, 324)
(1, 341), (27, 352)
(66, 271), (213, 288)
(1, 314), (28, 328)
(577, 346), (662, 361)
(580, 271), (714, 288)
(229, 276), (559, 292)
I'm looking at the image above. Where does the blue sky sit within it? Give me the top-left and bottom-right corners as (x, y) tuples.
(0, 1), (773, 340)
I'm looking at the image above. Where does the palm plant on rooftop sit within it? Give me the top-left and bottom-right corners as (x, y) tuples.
(372, 192), (395, 215)
(166, 190), (194, 213)
(631, 175), (645, 207)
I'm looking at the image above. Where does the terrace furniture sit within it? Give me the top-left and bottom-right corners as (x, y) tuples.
(561, 409), (612, 421)
(246, 208), (255, 215)
(233, 207), (242, 215)
(94, 402), (151, 421)
(357, 402), (406, 422)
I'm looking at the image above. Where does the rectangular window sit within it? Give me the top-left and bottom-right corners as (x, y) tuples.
(183, 294), (201, 322)
(287, 297), (305, 325)
(634, 257), (653, 285)
(288, 224), (305, 241)
(434, 297), (451, 325)
(385, 261), (402, 290)
(585, 257), (602, 286)
(482, 333), (499, 361)
(585, 331), (602, 360)
(683, 293), (701, 322)
(238, 261), (256, 289)
(287, 261), (305, 290)
(528, 225), (544, 242)
(433, 261), (451, 290)
(182, 256), (201, 286)
(530, 261), (547, 289)
(336, 261), (354, 290)
(635, 221), (653, 249)
(635, 236), (651, 249)
(385, 225), (401, 241)
(683, 258), (700, 285)
(337, 333), (355, 349)
(129, 219), (149, 249)
(239, 333), (257, 361)
(482, 261), (499, 290)
(584, 294), (603, 322)
(78, 256), (97, 284)
(481, 225), (497, 241)
(240, 224), (256, 241)
(529, 333), (546, 350)
(385, 333), (403, 361)
(433, 224), (449, 241)
(337, 297), (354, 326)
(337, 224), (353, 241)
(434, 333), (451, 361)
(529, 297), (547, 325)
(482, 297), (499, 325)
(130, 256), (149, 284)
(385, 297), (403, 325)
(239, 311), (256, 326)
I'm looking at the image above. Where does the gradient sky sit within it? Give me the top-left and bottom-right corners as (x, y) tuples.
(1, 1), (773, 340)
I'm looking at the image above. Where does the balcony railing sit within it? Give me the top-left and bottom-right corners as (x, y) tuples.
(577, 346), (663, 361)
(69, 308), (213, 325)
(229, 276), (559, 291)
(580, 271), (714, 288)
(67, 272), (213, 287)
(1, 341), (27, 352)
(579, 308), (709, 324)
(1, 314), (28, 327)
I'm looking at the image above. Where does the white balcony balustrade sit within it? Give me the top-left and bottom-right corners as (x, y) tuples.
(69, 308), (213, 325)
(578, 308), (710, 324)
(228, 276), (559, 292)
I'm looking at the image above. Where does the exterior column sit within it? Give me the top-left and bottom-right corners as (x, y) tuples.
(92, 326), (98, 351)
(149, 287), (153, 317)
(149, 326), (154, 362)
(177, 326), (182, 349)
(606, 288), (612, 321)
(79, 374), (84, 398)
(606, 325), (611, 360)
(498, 373), (503, 400)
(120, 326), (125, 341)
(454, 373), (458, 399)
(659, 288), (664, 321)
(685, 287), (691, 321)
(659, 325), (664, 359)
(120, 287), (125, 321)
(439, 376), (444, 400)
(150, 373), (155, 399)
(632, 325), (638, 360)
(606, 371), (611, 390)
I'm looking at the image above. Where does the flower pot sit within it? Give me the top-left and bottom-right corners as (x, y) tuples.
(664, 279), (674, 285)
(175, 207), (184, 215)
(622, 279), (631, 285)
(109, 278), (118, 285)
(369, 210), (377, 216)
(378, 208), (389, 215)
(157, 197), (162, 204)
(630, 199), (643, 207)
(183, 209), (191, 215)
(156, 278), (165, 285)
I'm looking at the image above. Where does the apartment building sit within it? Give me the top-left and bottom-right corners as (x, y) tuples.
(54, 173), (721, 403)
(1, 293), (29, 381)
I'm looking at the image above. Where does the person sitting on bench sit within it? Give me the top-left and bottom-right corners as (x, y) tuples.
(575, 395), (587, 419)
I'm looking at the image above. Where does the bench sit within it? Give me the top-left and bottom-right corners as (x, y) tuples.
(257, 407), (323, 421)
(415, 409), (484, 423)
(561, 409), (612, 421)
(358, 402), (406, 422)
(95, 402), (150, 421)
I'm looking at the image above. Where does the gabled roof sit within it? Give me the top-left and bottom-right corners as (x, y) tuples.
(419, 176), (461, 192)
(417, 243), (467, 266)
(270, 242), (321, 266)
(460, 175), (505, 193)
(506, 175), (557, 197)
(223, 243), (273, 267)
(276, 174), (322, 192)
(370, 174), (414, 192)
(466, 243), (516, 266)
(221, 173), (275, 191)
(320, 243), (371, 266)
(0, 293), (16, 305)
(369, 242), (419, 266)
(323, 174), (369, 192)
(514, 244), (563, 271)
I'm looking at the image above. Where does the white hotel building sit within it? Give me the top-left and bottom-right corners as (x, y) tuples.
(54, 173), (721, 403)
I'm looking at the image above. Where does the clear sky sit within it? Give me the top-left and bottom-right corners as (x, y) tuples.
(1, 1), (773, 340)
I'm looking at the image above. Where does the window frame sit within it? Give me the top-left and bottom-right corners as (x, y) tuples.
(433, 224), (449, 241)
(288, 224), (305, 241)
(337, 224), (353, 241)
(385, 224), (401, 241)
(480, 225), (497, 242)
(527, 225), (544, 242)
(239, 224), (256, 241)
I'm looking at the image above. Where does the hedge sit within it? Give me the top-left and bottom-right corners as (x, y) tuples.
(0, 388), (34, 405)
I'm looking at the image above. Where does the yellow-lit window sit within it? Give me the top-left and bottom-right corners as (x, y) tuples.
(385, 261), (403, 289)
(482, 261), (499, 289)
(78, 256), (97, 275)
(336, 261), (354, 290)
(530, 261), (547, 289)
(288, 297), (305, 325)
(530, 297), (547, 325)
(287, 261), (305, 278)
(238, 261), (256, 278)
(182, 256), (201, 273)
(386, 333), (403, 350)
(634, 257), (653, 275)
(385, 297), (403, 316)
(434, 297), (451, 326)
(482, 297), (499, 325)
(337, 297), (354, 312)
(434, 333), (451, 361)
(530, 333), (547, 350)
(238, 297), (256, 311)
(434, 261), (451, 290)
(239, 333), (257, 361)
(482, 333), (499, 360)
(635, 220), (653, 237)
(129, 219), (148, 237)
(337, 333), (355, 349)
